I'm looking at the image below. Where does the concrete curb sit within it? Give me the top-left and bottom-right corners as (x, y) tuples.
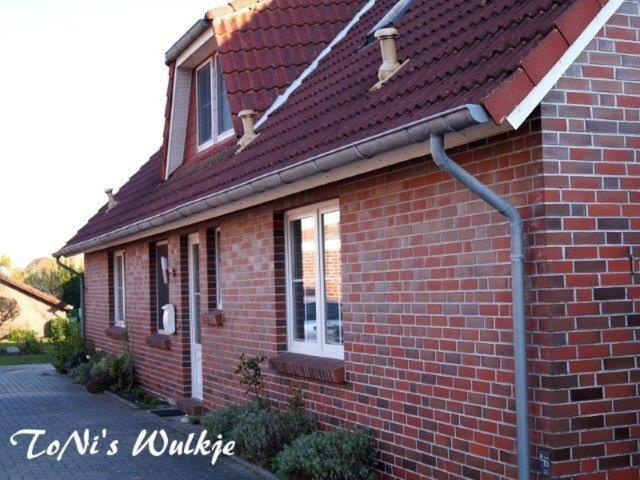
(104, 390), (140, 410)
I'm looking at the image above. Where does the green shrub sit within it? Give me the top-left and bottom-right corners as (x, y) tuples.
(48, 317), (70, 342)
(86, 372), (112, 394)
(6, 329), (37, 343)
(231, 407), (316, 469)
(71, 362), (93, 384)
(274, 428), (377, 480)
(51, 321), (83, 373)
(89, 355), (112, 378)
(17, 336), (46, 354)
(236, 354), (267, 406)
(109, 344), (134, 391)
(202, 403), (257, 439)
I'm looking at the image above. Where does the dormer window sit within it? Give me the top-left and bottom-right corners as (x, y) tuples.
(196, 57), (233, 151)
(164, 25), (236, 178)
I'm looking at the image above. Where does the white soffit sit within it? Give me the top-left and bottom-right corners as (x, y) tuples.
(177, 28), (215, 68)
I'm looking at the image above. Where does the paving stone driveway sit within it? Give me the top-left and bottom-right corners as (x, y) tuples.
(0, 364), (257, 480)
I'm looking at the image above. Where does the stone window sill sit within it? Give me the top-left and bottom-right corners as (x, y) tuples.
(268, 352), (345, 384)
(105, 326), (125, 340)
(202, 309), (224, 326)
(145, 333), (171, 350)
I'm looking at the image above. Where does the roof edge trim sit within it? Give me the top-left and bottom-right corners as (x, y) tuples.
(54, 104), (491, 258)
(505, 0), (624, 129)
(165, 18), (212, 65)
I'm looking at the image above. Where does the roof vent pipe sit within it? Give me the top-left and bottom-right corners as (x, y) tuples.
(237, 109), (258, 151)
(105, 189), (118, 210)
(375, 28), (400, 82)
(371, 28), (408, 90)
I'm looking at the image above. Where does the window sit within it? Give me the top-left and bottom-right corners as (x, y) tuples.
(195, 57), (234, 151)
(189, 235), (202, 344)
(285, 201), (342, 358)
(113, 251), (126, 327)
(155, 242), (170, 327)
(215, 227), (222, 309)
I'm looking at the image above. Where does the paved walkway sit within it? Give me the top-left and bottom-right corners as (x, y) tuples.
(0, 364), (256, 480)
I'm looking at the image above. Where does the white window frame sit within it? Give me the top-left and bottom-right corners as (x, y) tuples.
(284, 200), (343, 359)
(215, 227), (222, 309)
(195, 56), (234, 153)
(113, 250), (126, 327)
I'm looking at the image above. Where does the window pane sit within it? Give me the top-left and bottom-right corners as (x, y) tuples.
(290, 217), (317, 343)
(216, 60), (233, 134)
(192, 243), (201, 344)
(322, 211), (342, 345)
(114, 255), (124, 324)
(156, 244), (169, 327)
(196, 63), (212, 145)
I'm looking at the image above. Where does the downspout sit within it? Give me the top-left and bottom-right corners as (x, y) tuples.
(429, 134), (530, 480)
(55, 257), (85, 343)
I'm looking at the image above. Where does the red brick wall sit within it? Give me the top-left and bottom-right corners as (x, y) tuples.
(85, 239), (192, 401)
(84, 117), (543, 480)
(534, 2), (640, 478)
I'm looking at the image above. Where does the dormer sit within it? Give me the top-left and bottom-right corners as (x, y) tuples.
(163, 19), (234, 178)
(160, 1), (362, 179)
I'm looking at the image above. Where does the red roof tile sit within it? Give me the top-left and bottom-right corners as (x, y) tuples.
(62, 0), (607, 252)
(215, 0), (359, 129)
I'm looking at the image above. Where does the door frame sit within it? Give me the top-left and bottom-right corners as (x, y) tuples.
(187, 233), (203, 400)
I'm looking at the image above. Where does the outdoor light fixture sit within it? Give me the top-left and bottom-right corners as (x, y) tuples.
(160, 256), (174, 284)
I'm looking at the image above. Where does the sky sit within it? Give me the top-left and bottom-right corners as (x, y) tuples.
(0, 0), (224, 268)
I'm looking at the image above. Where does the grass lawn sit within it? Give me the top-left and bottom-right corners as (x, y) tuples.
(0, 342), (54, 366)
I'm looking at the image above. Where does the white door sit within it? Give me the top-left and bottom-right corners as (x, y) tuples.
(188, 234), (203, 400)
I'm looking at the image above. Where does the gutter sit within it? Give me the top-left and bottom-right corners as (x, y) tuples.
(54, 104), (489, 258)
(55, 257), (85, 343)
(429, 134), (530, 480)
(165, 18), (211, 65)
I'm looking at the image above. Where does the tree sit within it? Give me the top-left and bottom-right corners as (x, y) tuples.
(20, 257), (83, 307)
(0, 254), (10, 268)
(0, 295), (20, 328)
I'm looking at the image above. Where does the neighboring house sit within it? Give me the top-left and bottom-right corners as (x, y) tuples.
(56, 1), (640, 479)
(0, 273), (71, 337)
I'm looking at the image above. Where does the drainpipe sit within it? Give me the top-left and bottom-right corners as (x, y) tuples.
(429, 133), (530, 480)
(55, 256), (85, 343)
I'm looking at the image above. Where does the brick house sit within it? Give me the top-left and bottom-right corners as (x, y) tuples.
(56, 0), (640, 479)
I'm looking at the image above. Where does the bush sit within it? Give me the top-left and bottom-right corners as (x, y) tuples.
(109, 343), (134, 391)
(274, 428), (377, 480)
(231, 407), (316, 469)
(0, 296), (20, 327)
(71, 362), (93, 384)
(89, 355), (112, 378)
(86, 372), (112, 394)
(51, 321), (83, 373)
(17, 336), (46, 354)
(48, 317), (70, 342)
(202, 403), (257, 439)
(5, 329), (37, 343)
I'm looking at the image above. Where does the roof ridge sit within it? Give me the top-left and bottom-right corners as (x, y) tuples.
(205, 0), (267, 22)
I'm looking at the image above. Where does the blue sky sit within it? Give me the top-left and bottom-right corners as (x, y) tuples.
(0, 0), (223, 267)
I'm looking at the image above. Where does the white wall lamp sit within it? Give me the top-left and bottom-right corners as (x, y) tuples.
(160, 256), (175, 284)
